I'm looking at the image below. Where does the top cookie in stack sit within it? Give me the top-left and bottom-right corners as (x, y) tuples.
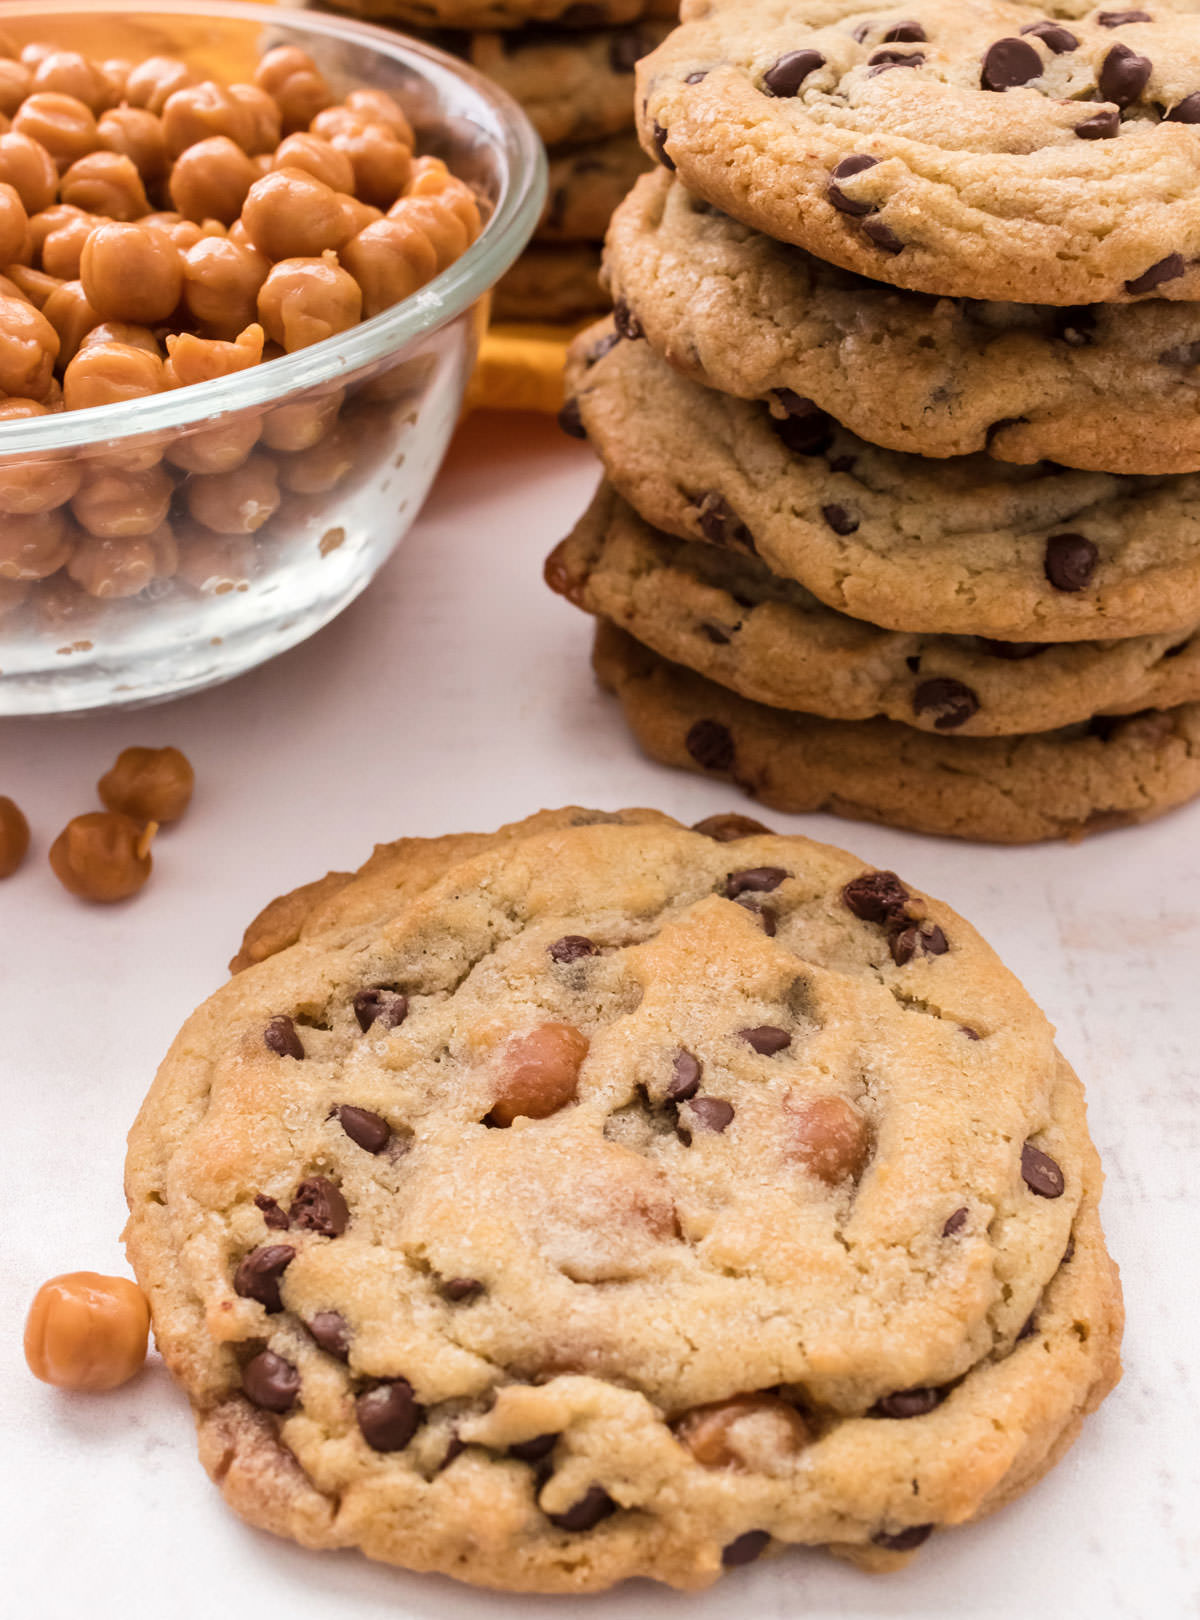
(546, 1), (1200, 843)
(318, 0), (674, 322)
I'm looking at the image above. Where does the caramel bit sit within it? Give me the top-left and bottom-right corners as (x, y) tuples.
(486, 1022), (589, 1127)
(24, 1271), (149, 1390)
(787, 1095), (872, 1185)
(0, 794), (30, 878)
(48, 809), (156, 901)
(98, 744), (194, 823)
(675, 1393), (812, 1471)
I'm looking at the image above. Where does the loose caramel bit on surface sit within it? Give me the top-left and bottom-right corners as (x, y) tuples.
(25, 1272), (150, 1390)
(98, 745), (193, 824)
(487, 1023), (589, 1127)
(787, 1095), (873, 1186)
(0, 793), (30, 878)
(675, 1393), (812, 1471)
(48, 809), (156, 901)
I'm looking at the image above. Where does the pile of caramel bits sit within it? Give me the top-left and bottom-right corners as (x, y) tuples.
(0, 36), (483, 619)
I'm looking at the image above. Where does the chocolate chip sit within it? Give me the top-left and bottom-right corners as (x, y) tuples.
(693, 491), (755, 551)
(1166, 91), (1200, 121)
(1019, 20), (1078, 51)
(357, 1379), (421, 1452)
(288, 1176), (349, 1236)
(686, 718), (735, 773)
(1098, 9), (1152, 24)
(1021, 1141), (1065, 1198)
(762, 49), (825, 96)
(254, 1192), (290, 1229)
(547, 1484), (617, 1531)
(769, 396), (835, 456)
(981, 37), (1042, 90)
(1062, 1235), (1076, 1264)
(612, 298), (642, 340)
(868, 48), (925, 68)
(503, 1432), (557, 1465)
(336, 1105), (390, 1154)
(1076, 108), (1120, 138)
(700, 622), (733, 645)
(722, 1529), (770, 1566)
(960, 1025), (982, 1041)
(690, 1096), (735, 1134)
(725, 866), (787, 898)
(883, 21), (926, 42)
(1016, 1313), (1037, 1341)
(242, 1349), (300, 1413)
(740, 899), (777, 936)
(353, 988), (408, 1032)
(667, 1048), (702, 1102)
(264, 1015), (304, 1060)
(233, 1244), (295, 1313)
(684, 69), (708, 84)
(1098, 43), (1152, 107)
(872, 1524), (933, 1551)
(557, 396), (586, 439)
(827, 154), (879, 216)
(438, 1432), (466, 1471)
(942, 1206), (969, 1237)
(692, 812), (773, 841)
(440, 1276), (484, 1303)
(843, 870), (909, 923)
(1125, 252), (1185, 295)
(651, 121), (675, 170)
(862, 218), (904, 254)
(307, 1310), (351, 1359)
(586, 330), (620, 365)
(608, 30), (649, 72)
(977, 637), (1046, 659)
(738, 1025), (791, 1055)
(1044, 533), (1098, 592)
(822, 503), (860, 535)
(888, 921), (948, 965)
(549, 934), (598, 963)
(874, 1387), (944, 1419)
(913, 677), (980, 730)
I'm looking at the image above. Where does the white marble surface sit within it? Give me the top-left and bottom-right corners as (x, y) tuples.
(3, 412), (1198, 1619)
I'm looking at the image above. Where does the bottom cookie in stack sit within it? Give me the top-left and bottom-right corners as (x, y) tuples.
(549, 323), (1200, 841)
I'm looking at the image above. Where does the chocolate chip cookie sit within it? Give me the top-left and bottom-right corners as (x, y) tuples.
(595, 621), (1200, 840)
(456, 20), (670, 145)
(125, 807), (1121, 1588)
(636, 0), (1200, 304)
(564, 320), (1200, 641)
(319, 0), (660, 33)
(548, 482), (1200, 735)
(539, 133), (652, 242)
(495, 242), (607, 320)
(605, 171), (1200, 474)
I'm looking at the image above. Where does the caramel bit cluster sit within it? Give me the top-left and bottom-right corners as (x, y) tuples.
(0, 36), (483, 616)
(25, 1271), (150, 1390)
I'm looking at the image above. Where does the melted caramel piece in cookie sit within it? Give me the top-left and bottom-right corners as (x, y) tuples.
(487, 1022), (589, 1126)
(676, 1393), (812, 1472)
(787, 1096), (872, 1186)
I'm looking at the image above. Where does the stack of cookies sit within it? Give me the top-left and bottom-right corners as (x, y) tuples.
(548, 0), (1200, 841)
(313, 0), (674, 323)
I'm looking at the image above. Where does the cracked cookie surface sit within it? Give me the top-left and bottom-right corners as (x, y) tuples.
(595, 622), (1200, 840)
(548, 483), (1200, 735)
(565, 319), (1200, 641)
(126, 807), (1121, 1590)
(605, 171), (1200, 474)
(636, 0), (1200, 304)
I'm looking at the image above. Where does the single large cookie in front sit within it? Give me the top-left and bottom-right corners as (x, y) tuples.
(605, 171), (1200, 475)
(547, 482), (1200, 735)
(636, 0), (1200, 305)
(564, 320), (1200, 642)
(125, 807), (1122, 1590)
(594, 621), (1200, 840)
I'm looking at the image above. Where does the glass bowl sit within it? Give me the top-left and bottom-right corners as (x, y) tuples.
(0, 0), (544, 713)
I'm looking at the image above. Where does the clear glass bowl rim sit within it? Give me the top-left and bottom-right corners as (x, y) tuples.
(0, 0), (546, 457)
